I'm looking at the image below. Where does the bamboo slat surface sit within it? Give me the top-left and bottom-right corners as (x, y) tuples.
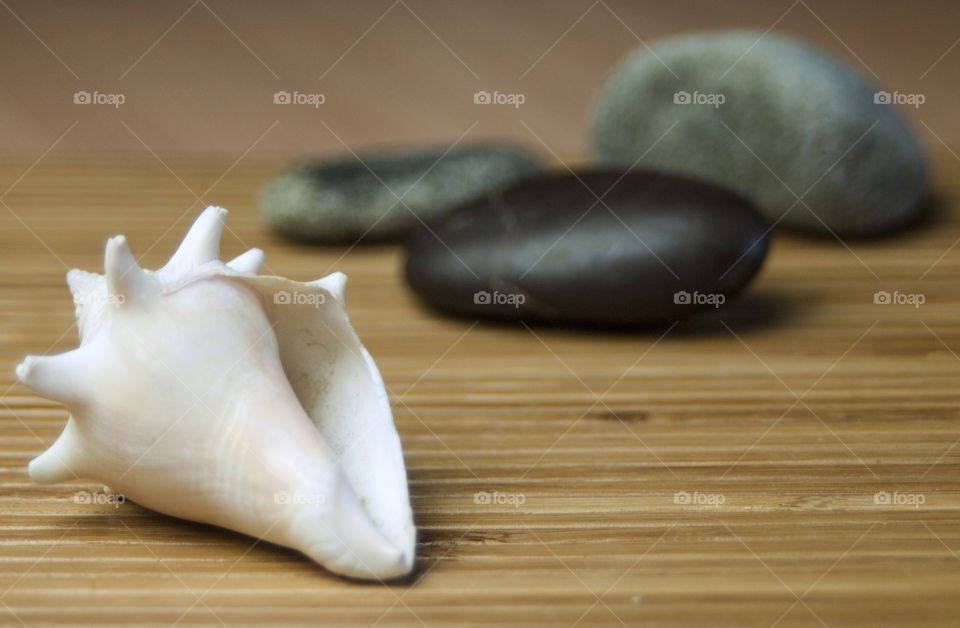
(1, 157), (959, 627)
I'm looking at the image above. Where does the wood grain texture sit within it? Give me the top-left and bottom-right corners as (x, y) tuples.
(1, 157), (959, 627)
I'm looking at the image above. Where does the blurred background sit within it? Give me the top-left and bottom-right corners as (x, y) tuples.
(1, 0), (957, 162)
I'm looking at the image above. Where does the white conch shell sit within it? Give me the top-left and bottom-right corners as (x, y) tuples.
(16, 207), (415, 580)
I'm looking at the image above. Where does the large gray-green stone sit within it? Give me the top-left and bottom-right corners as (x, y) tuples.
(589, 30), (928, 237)
(261, 145), (543, 243)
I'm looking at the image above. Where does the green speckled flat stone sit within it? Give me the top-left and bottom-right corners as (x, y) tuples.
(261, 145), (543, 243)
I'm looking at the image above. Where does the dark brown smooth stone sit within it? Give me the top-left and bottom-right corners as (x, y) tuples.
(403, 170), (770, 327)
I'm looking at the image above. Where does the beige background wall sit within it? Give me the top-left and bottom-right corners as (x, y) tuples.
(1, 0), (958, 161)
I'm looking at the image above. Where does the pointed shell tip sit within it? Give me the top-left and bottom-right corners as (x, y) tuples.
(15, 357), (33, 382)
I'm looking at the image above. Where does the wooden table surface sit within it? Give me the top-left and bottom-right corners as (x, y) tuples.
(1, 157), (959, 627)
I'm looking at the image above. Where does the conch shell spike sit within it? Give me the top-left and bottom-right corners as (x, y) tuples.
(16, 351), (92, 407)
(27, 417), (83, 484)
(66, 268), (100, 299)
(226, 248), (265, 274)
(105, 236), (157, 303)
(312, 271), (347, 302)
(163, 206), (226, 272)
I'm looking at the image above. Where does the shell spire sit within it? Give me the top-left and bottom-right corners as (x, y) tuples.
(15, 206), (416, 580)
